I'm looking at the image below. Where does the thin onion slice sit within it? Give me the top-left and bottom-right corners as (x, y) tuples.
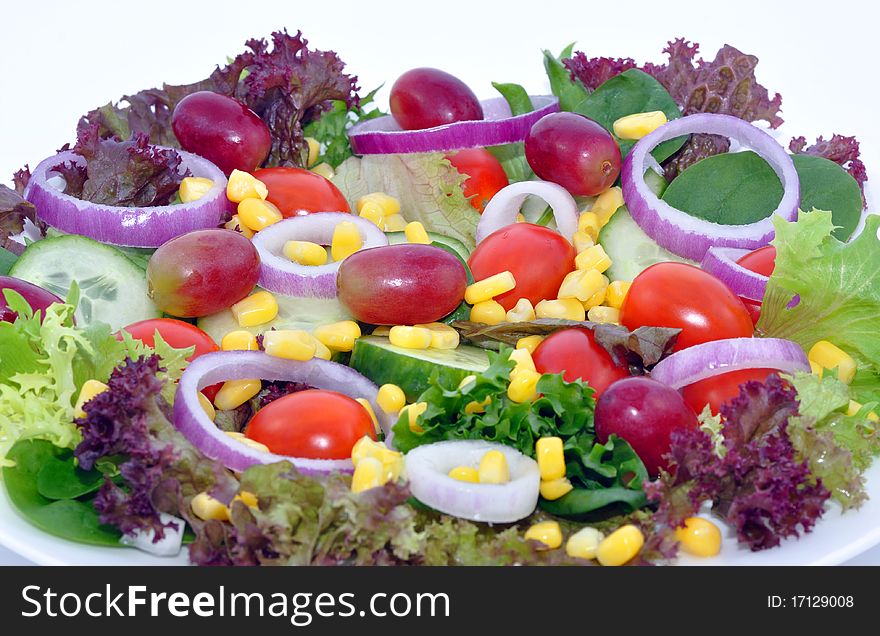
(173, 350), (393, 474)
(404, 440), (540, 523)
(701, 247), (768, 302)
(348, 96), (559, 155)
(621, 113), (799, 261)
(475, 180), (579, 245)
(24, 149), (230, 248)
(650, 337), (809, 390)
(252, 213), (388, 298)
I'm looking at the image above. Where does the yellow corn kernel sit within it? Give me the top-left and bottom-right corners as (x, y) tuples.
(606, 281), (631, 310)
(577, 211), (601, 241)
(613, 110), (668, 140)
(356, 192), (401, 217)
(524, 520), (562, 550)
(311, 163), (335, 180)
(596, 524), (644, 566)
(847, 400), (880, 422)
(516, 213), (526, 223)
(505, 298), (536, 323)
(221, 330), (259, 351)
(674, 517), (722, 558)
(401, 402), (428, 433)
(283, 240), (328, 266)
(389, 325), (433, 349)
(448, 466), (480, 483)
(191, 492), (230, 521)
(478, 450), (510, 484)
(383, 214), (408, 232)
(178, 177), (214, 203)
(516, 335), (545, 354)
(566, 527), (604, 560)
(414, 322), (460, 350)
(405, 221), (430, 244)
(224, 214), (255, 239)
(536, 436), (566, 481)
(572, 230), (596, 254)
(540, 477), (573, 500)
(262, 329), (316, 361)
(351, 457), (385, 493)
(314, 320), (362, 352)
(305, 137), (321, 167)
(464, 396), (492, 414)
(509, 347), (536, 374)
(470, 300), (507, 325)
(465, 271), (517, 305)
(351, 436), (404, 479)
(231, 291), (279, 327)
(225, 431), (271, 453)
(372, 325), (392, 337)
(198, 392), (216, 421)
(587, 306), (621, 325)
(582, 284), (608, 311)
(507, 368), (541, 403)
(809, 360), (824, 376)
(356, 398), (380, 434)
(234, 491), (259, 509)
(226, 169), (268, 203)
(558, 268), (608, 302)
(377, 384), (406, 414)
(311, 336), (332, 361)
(213, 379), (261, 411)
(238, 198), (283, 232)
(575, 244), (613, 273)
(535, 298), (586, 322)
(73, 379), (109, 418)
(358, 201), (386, 228)
(808, 340), (856, 384)
(591, 186), (624, 226)
(331, 221), (363, 261)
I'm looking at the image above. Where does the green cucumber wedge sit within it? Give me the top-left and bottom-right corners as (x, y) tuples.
(350, 336), (490, 402)
(386, 231), (471, 263)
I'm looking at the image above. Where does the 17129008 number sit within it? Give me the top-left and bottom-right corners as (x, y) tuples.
(768, 596), (855, 608)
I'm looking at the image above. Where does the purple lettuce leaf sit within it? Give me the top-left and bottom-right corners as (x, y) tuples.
(0, 185), (38, 255)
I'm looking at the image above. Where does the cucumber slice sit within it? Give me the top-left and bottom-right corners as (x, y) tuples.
(197, 292), (352, 344)
(599, 206), (695, 282)
(350, 336), (490, 402)
(9, 235), (159, 330)
(386, 231), (471, 263)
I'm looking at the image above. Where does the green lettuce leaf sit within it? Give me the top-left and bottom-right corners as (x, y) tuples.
(303, 86), (386, 169)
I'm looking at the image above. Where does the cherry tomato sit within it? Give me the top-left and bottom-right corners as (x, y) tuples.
(446, 148), (509, 213)
(468, 224), (575, 311)
(620, 262), (754, 352)
(119, 318), (221, 400)
(532, 328), (629, 397)
(245, 390), (376, 460)
(737, 246), (777, 325)
(252, 167), (351, 217)
(682, 368), (777, 415)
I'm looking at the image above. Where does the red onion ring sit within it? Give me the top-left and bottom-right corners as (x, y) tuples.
(650, 337), (809, 390)
(700, 247), (768, 302)
(23, 149), (230, 248)
(404, 440), (540, 523)
(173, 350), (394, 474)
(475, 180), (579, 245)
(621, 114), (799, 261)
(252, 213), (388, 298)
(348, 96), (559, 155)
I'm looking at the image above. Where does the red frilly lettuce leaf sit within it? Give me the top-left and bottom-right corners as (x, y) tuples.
(0, 185), (38, 255)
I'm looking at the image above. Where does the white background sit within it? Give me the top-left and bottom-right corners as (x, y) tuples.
(1, 0), (878, 564)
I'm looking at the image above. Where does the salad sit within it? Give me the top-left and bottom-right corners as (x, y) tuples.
(0, 29), (877, 566)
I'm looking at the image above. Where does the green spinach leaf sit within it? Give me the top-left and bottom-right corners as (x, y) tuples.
(543, 44), (589, 112)
(0, 247), (17, 276)
(35, 448), (105, 500)
(491, 82), (533, 116)
(792, 154), (863, 240)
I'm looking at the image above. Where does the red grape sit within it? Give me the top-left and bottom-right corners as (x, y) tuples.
(171, 91), (271, 175)
(524, 112), (621, 196)
(594, 376), (699, 476)
(147, 229), (260, 317)
(0, 275), (63, 323)
(390, 68), (483, 131)
(337, 244), (467, 325)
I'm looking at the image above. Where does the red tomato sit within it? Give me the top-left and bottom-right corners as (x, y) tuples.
(737, 246), (777, 325)
(252, 167), (351, 217)
(446, 148), (509, 213)
(682, 368), (777, 415)
(245, 390), (376, 460)
(620, 262), (754, 351)
(532, 328), (629, 397)
(468, 224), (575, 311)
(119, 318), (220, 400)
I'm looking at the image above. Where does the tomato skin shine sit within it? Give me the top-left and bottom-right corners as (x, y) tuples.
(252, 167), (350, 217)
(245, 390), (376, 460)
(446, 148), (509, 213)
(532, 328), (628, 397)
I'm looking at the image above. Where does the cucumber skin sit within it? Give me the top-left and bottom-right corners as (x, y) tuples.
(386, 231), (471, 263)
